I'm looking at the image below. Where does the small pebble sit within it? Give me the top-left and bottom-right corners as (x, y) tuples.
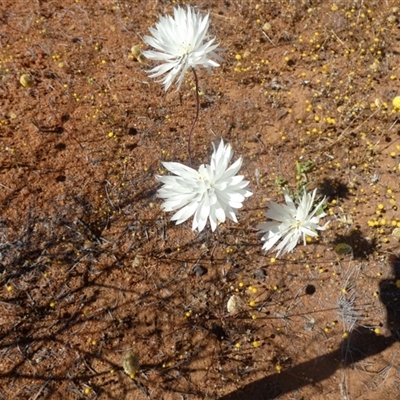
(253, 268), (267, 279)
(193, 265), (207, 276)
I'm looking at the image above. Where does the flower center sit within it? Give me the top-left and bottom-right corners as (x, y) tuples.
(200, 176), (212, 189)
(198, 174), (215, 196)
(181, 42), (192, 55)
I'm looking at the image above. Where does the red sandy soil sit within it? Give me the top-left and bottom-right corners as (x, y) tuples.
(1, 1), (400, 399)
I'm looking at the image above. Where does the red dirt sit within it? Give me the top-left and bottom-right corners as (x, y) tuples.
(1, 1), (400, 399)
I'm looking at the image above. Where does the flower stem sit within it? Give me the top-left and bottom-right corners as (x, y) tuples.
(188, 67), (200, 166)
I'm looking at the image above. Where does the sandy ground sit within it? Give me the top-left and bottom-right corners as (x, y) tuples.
(1, 0), (400, 399)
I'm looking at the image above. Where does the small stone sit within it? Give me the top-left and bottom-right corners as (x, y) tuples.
(227, 294), (241, 314)
(392, 227), (400, 239)
(253, 268), (267, 279)
(132, 255), (142, 268)
(192, 265), (207, 276)
(304, 318), (316, 331)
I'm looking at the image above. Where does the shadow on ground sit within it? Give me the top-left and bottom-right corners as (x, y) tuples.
(219, 255), (400, 400)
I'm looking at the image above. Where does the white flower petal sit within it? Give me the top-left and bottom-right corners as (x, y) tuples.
(214, 204), (226, 223)
(142, 6), (224, 91)
(258, 188), (328, 257)
(161, 162), (199, 178)
(261, 231), (282, 252)
(171, 201), (199, 224)
(157, 139), (252, 232)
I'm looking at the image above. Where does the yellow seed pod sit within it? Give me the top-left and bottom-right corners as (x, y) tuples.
(131, 45), (141, 58)
(262, 22), (271, 31)
(337, 105), (345, 113)
(131, 45), (147, 63)
(137, 53), (147, 63)
(20, 74), (34, 88)
(393, 96), (400, 109)
(369, 60), (380, 71)
(123, 351), (140, 378)
(334, 243), (352, 255)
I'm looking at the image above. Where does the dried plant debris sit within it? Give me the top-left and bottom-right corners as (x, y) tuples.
(337, 289), (363, 334)
(337, 264), (364, 335)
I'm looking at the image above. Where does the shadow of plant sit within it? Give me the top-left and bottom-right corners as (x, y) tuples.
(318, 177), (350, 202)
(0, 196), (270, 399)
(218, 328), (395, 400)
(218, 255), (400, 400)
(332, 229), (378, 259)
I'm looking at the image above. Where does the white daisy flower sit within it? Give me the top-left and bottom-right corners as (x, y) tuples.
(258, 188), (328, 257)
(142, 6), (224, 91)
(156, 139), (252, 232)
